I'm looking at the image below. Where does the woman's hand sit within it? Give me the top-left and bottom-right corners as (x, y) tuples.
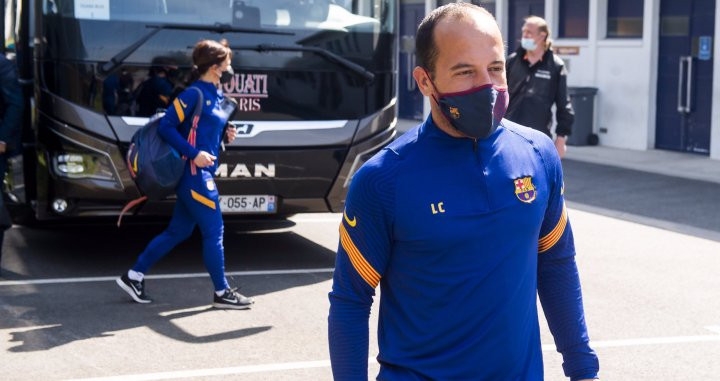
(193, 151), (216, 168)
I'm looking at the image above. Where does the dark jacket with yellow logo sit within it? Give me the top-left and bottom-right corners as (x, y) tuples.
(506, 47), (574, 138)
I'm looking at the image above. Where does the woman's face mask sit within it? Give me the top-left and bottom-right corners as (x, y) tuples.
(425, 69), (509, 139)
(218, 65), (234, 85)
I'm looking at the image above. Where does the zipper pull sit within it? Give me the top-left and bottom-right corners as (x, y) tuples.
(473, 138), (478, 152)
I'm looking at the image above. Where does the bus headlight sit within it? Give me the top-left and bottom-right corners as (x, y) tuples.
(52, 152), (116, 181)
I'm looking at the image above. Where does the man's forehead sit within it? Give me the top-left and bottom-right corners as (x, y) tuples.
(435, 12), (501, 43)
(433, 12), (504, 62)
(522, 22), (540, 32)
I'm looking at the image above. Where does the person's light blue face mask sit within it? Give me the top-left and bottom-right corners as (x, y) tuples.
(521, 38), (537, 51)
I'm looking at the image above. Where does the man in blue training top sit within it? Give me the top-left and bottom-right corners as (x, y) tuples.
(328, 3), (599, 380)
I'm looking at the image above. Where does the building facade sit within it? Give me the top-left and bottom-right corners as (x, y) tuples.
(399, 0), (720, 160)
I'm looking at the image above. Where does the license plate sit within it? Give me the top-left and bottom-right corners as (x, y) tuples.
(219, 195), (276, 214)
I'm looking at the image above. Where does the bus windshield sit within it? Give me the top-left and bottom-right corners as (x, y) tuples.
(44, 0), (394, 34)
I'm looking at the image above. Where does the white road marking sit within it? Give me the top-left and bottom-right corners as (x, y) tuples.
(290, 217), (341, 223)
(0, 324), (61, 333)
(543, 334), (720, 351)
(0, 268), (334, 287)
(158, 306), (213, 317)
(64, 359), (334, 381)
(65, 334), (720, 381)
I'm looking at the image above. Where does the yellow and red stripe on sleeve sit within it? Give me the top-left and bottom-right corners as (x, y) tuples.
(538, 203), (568, 253)
(338, 223), (381, 288)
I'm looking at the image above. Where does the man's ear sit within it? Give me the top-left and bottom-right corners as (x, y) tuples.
(413, 66), (434, 97)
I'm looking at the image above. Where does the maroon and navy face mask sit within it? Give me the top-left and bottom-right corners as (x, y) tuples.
(425, 70), (509, 139)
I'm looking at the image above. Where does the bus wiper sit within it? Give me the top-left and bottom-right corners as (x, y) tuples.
(98, 23), (294, 75)
(230, 43), (375, 83)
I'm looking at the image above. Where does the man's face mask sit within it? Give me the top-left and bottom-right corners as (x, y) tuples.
(521, 37), (537, 51)
(219, 65), (234, 85)
(424, 69), (509, 139)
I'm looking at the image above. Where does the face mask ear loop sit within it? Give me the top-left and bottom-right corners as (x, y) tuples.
(421, 68), (442, 105)
(422, 67), (460, 131)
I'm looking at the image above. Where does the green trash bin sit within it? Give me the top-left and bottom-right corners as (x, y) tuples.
(566, 87), (598, 146)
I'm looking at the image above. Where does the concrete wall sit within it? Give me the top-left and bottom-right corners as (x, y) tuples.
(551, 0), (660, 151)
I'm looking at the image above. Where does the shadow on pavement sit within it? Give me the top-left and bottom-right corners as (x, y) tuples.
(1, 285), (274, 352)
(0, 219), (335, 352)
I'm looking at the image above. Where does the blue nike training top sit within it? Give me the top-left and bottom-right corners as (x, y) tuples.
(328, 116), (599, 380)
(157, 80), (230, 174)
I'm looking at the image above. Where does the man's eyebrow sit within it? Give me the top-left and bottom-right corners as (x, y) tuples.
(449, 61), (504, 71)
(449, 63), (474, 71)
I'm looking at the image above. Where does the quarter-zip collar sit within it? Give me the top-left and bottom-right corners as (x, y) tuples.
(419, 113), (505, 150)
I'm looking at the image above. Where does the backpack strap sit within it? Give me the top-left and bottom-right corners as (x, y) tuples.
(117, 88), (204, 228)
(185, 87), (204, 176)
(116, 195), (147, 227)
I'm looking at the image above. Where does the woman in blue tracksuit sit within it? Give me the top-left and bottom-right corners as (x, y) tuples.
(117, 40), (253, 309)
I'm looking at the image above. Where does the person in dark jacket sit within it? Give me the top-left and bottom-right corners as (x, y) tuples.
(506, 15), (574, 158)
(136, 57), (178, 117)
(0, 53), (24, 269)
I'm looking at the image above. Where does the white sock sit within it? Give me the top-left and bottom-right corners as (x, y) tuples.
(128, 270), (144, 282)
(215, 289), (226, 296)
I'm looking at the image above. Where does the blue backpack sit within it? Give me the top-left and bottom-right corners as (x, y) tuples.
(117, 87), (203, 226)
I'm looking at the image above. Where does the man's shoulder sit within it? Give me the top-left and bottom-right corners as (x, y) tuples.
(501, 119), (555, 152)
(349, 122), (428, 189)
(547, 50), (566, 68)
(384, 123), (426, 159)
(352, 145), (401, 186)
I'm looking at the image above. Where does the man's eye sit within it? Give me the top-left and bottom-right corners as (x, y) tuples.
(489, 67), (503, 72)
(458, 70), (473, 76)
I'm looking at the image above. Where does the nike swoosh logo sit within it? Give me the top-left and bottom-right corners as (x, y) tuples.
(223, 297), (239, 303)
(179, 99), (187, 108)
(343, 210), (357, 227)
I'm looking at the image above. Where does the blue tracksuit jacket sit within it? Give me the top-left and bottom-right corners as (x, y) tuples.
(132, 80), (233, 291)
(328, 115), (599, 380)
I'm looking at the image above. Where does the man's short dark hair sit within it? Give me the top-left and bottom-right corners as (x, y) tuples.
(416, 3), (496, 77)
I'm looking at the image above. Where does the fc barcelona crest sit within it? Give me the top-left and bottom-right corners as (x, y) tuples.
(449, 106), (461, 119)
(514, 176), (537, 203)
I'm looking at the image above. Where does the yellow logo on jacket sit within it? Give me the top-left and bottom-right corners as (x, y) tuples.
(449, 107), (461, 119)
(431, 202), (445, 214)
(514, 176), (537, 203)
(343, 209), (357, 227)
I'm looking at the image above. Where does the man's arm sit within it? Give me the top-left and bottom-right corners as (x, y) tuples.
(537, 143), (598, 380)
(328, 159), (393, 381)
(553, 59), (574, 138)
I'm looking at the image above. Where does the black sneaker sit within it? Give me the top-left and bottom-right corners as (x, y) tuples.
(116, 273), (152, 303)
(213, 288), (254, 309)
